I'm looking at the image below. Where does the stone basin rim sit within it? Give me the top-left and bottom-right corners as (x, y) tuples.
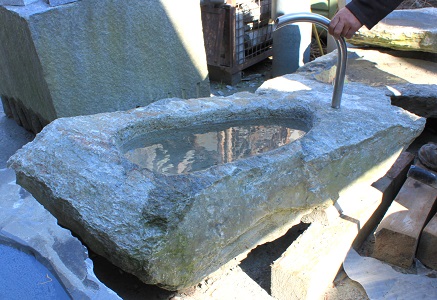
(112, 104), (315, 174)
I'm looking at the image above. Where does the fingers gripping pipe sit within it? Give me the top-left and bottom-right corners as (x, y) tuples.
(275, 13), (347, 109)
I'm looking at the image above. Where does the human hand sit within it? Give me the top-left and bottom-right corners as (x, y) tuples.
(328, 7), (363, 39)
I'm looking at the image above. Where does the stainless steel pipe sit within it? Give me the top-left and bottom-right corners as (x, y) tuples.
(275, 12), (347, 109)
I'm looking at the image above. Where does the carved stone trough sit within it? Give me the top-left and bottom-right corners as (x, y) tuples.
(8, 74), (425, 290)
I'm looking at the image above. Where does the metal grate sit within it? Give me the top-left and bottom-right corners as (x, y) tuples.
(234, 0), (273, 64)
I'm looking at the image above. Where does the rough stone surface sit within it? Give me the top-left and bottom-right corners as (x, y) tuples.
(297, 49), (437, 118)
(0, 0), (210, 133)
(387, 83), (437, 119)
(0, 168), (120, 299)
(417, 213), (437, 270)
(348, 8), (437, 54)
(8, 74), (425, 290)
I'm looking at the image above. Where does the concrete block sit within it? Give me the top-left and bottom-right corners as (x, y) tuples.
(373, 177), (437, 268)
(0, 0), (210, 133)
(417, 213), (437, 270)
(271, 184), (384, 300)
(270, 152), (415, 300)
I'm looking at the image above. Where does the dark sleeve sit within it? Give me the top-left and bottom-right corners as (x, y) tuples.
(346, 0), (404, 29)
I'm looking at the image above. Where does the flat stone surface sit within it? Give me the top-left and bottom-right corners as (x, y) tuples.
(417, 213), (437, 270)
(0, 242), (70, 299)
(373, 177), (437, 268)
(8, 73), (425, 290)
(348, 8), (437, 53)
(344, 248), (437, 300)
(297, 48), (437, 118)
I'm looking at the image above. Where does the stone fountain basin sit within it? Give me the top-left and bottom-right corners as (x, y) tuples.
(8, 74), (424, 290)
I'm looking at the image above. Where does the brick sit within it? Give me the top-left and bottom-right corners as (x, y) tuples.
(417, 213), (437, 270)
(373, 177), (437, 268)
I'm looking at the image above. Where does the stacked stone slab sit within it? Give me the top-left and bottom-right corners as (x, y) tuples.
(0, 0), (210, 133)
(349, 8), (437, 54)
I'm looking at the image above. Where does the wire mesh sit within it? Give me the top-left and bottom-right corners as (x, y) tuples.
(235, 0), (274, 64)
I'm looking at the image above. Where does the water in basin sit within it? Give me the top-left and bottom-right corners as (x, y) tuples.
(123, 118), (309, 174)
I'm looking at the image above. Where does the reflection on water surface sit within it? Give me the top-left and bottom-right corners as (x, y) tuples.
(124, 118), (308, 174)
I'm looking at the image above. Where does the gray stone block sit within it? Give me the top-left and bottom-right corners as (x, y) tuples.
(0, 0), (210, 133)
(8, 74), (425, 290)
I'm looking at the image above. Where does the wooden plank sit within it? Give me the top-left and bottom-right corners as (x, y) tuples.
(373, 177), (437, 268)
(417, 213), (437, 270)
(201, 6), (226, 66)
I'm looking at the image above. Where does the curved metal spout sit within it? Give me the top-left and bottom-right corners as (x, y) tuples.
(275, 12), (347, 109)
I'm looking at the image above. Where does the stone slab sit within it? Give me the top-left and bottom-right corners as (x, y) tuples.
(8, 73), (425, 290)
(417, 213), (437, 270)
(344, 248), (437, 300)
(349, 8), (437, 54)
(373, 177), (437, 268)
(0, 168), (120, 299)
(0, 0), (210, 133)
(387, 83), (437, 119)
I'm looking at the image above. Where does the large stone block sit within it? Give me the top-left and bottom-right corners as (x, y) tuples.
(0, 0), (210, 133)
(348, 8), (437, 54)
(8, 74), (425, 290)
